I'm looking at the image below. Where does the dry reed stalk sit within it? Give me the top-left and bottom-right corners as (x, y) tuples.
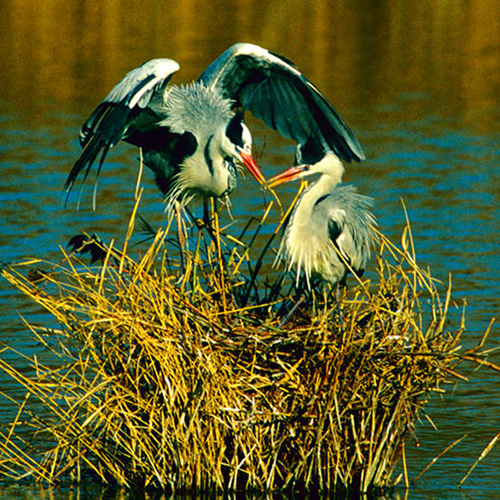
(0, 199), (479, 496)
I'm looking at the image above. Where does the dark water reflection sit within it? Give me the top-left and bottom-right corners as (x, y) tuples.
(1, 1), (500, 499)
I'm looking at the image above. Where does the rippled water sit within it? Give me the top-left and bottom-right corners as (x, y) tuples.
(1, 1), (499, 498)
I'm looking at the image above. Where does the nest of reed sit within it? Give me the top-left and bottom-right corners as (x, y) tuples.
(0, 196), (467, 496)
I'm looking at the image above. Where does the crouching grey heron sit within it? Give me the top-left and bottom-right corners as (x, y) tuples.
(268, 147), (377, 308)
(64, 43), (364, 219)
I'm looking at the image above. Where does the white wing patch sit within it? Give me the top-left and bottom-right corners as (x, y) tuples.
(104, 59), (180, 108)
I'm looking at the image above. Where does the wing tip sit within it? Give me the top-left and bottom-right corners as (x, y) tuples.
(351, 146), (366, 162)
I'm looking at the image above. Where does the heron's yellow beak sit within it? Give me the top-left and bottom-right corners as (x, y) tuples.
(238, 150), (266, 186)
(267, 165), (308, 189)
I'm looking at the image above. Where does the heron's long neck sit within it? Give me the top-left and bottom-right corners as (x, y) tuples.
(282, 160), (344, 285)
(299, 160), (343, 213)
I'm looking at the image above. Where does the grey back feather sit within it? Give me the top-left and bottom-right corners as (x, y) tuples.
(315, 184), (377, 275)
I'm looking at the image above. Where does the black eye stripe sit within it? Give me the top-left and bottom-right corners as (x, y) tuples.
(226, 113), (244, 148)
(204, 134), (214, 176)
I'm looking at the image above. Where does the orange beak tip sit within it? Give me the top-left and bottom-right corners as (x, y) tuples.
(239, 151), (266, 185)
(266, 165), (305, 188)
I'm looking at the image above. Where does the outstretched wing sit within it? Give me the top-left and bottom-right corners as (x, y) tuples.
(64, 58), (180, 205)
(198, 43), (364, 164)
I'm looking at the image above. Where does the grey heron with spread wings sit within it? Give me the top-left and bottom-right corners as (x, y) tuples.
(64, 43), (364, 221)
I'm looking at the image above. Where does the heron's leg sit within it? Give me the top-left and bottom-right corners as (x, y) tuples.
(175, 201), (186, 271)
(212, 201), (224, 266)
(193, 197), (219, 245)
(203, 198), (210, 227)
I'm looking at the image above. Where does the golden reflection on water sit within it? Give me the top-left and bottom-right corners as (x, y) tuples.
(1, 0), (500, 134)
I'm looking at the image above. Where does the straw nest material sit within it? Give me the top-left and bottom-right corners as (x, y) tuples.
(0, 198), (470, 496)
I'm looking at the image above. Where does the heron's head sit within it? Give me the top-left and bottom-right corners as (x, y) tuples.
(222, 113), (265, 185)
(165, 84), (265, 188)
(184, 116), (264, 199)
(267, 151), (344, 188)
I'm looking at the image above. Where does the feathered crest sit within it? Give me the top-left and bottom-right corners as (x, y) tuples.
(161, 83), (234, 135)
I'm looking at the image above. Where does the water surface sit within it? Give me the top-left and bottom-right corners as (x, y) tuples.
(0, 1), (499, 498)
